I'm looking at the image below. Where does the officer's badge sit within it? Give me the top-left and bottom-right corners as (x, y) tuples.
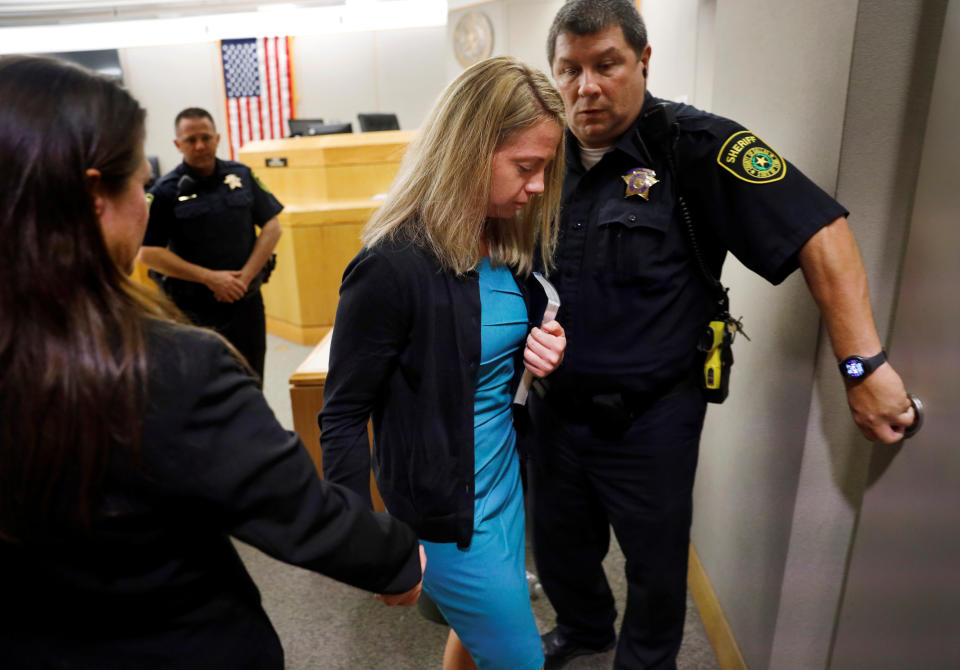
(717, 130), (786, 184)
(622, 167), (659, 200)
(224, 174), (243, 190)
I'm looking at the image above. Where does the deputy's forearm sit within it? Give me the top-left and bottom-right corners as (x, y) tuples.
(138, 246), (212, 285)
(240, 217), (282, 284)
(798, 216), (883, 360)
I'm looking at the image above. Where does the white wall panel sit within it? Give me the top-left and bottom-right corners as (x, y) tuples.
(293, 31), (379, 129)
(375, 26), (447, 130)
(505, 0), (564, 74)
(121, 42), (226, 175)
(642, 0), (700, 104)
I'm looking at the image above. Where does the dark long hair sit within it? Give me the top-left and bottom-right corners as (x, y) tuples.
(0, 56), (171, 541)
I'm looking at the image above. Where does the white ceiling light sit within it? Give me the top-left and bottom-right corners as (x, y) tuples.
(257, 3), (298, 11)
(0, 0), (447, 54)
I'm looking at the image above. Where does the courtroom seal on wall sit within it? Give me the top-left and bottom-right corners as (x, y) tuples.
(453, 11), (494, 68)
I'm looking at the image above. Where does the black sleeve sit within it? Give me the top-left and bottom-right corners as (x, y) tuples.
(148, 327), (420, 595)
(142, 184), (175, 248)
(683, 123), (849, 285)
(318, 248), (411, 506)
(248, 170), (284, 227)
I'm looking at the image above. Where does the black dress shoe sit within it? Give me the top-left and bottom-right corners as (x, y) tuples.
(542, 627), (615, 669)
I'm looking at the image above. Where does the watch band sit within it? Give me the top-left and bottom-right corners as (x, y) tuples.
(838, 350), (887, 380)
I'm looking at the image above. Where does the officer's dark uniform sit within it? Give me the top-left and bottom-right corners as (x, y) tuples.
(144, 159), (283, 384)
(528, 93), (847, 669)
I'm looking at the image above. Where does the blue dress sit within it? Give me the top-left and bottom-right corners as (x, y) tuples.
(420, 258), (544, 670)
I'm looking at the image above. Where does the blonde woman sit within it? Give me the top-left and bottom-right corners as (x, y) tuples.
(320, 57), (567, 670)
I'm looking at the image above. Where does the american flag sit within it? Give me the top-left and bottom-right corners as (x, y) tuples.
(220, 37), (296, 160)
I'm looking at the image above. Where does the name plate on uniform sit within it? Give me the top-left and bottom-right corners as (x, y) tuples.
(265, 157), (287, 168)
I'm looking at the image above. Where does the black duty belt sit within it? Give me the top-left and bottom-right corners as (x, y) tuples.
(532, 370), (698, 437)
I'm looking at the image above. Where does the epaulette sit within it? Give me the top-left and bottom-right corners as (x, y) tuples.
(219, 159), (248, 174)
(152, 170), (182, 194)
(674, 104), (735, 139)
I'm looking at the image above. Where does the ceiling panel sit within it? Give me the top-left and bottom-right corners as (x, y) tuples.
(0, 0), (344, 27)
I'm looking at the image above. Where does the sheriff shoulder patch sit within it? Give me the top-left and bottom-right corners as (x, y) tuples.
(716, 130), (786, 184)
(251, 171), (272, 194)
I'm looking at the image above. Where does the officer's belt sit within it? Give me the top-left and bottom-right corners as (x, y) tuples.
(532, 370), (698, 425)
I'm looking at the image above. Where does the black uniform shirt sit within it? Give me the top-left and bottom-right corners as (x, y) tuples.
(550, 93), (848, 395)
(144, 158), (283, 273)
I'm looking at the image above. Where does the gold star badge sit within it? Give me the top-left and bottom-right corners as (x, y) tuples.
(224, 174), (243, 190)
(622, 167), (659, 200)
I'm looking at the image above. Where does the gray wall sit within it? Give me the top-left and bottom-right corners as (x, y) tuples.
(689, 1), (948, 669)
(691, 2), (859, 667)
(770, 2), (947, 668)
(830, 3), (958, 665)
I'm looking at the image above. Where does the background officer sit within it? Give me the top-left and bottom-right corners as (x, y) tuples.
(139, 108), (282, 386)
(529, 2), (915, 669)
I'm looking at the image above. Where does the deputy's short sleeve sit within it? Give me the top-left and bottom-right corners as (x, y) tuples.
(682, 122), (848, 285)
(142, 182), (177, 248)
(248, 169), (284, 227)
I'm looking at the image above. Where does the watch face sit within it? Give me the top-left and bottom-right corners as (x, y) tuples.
(844, 357), (866, 378)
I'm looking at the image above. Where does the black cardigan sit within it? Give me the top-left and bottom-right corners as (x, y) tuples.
(0, 321), (420, 670)
(319, 238), (533, 549)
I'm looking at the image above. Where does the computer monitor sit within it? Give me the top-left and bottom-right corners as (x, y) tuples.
(287, 118), (325, 137)
(357, 113), (400, 132)
(304, 122), (353, 136)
